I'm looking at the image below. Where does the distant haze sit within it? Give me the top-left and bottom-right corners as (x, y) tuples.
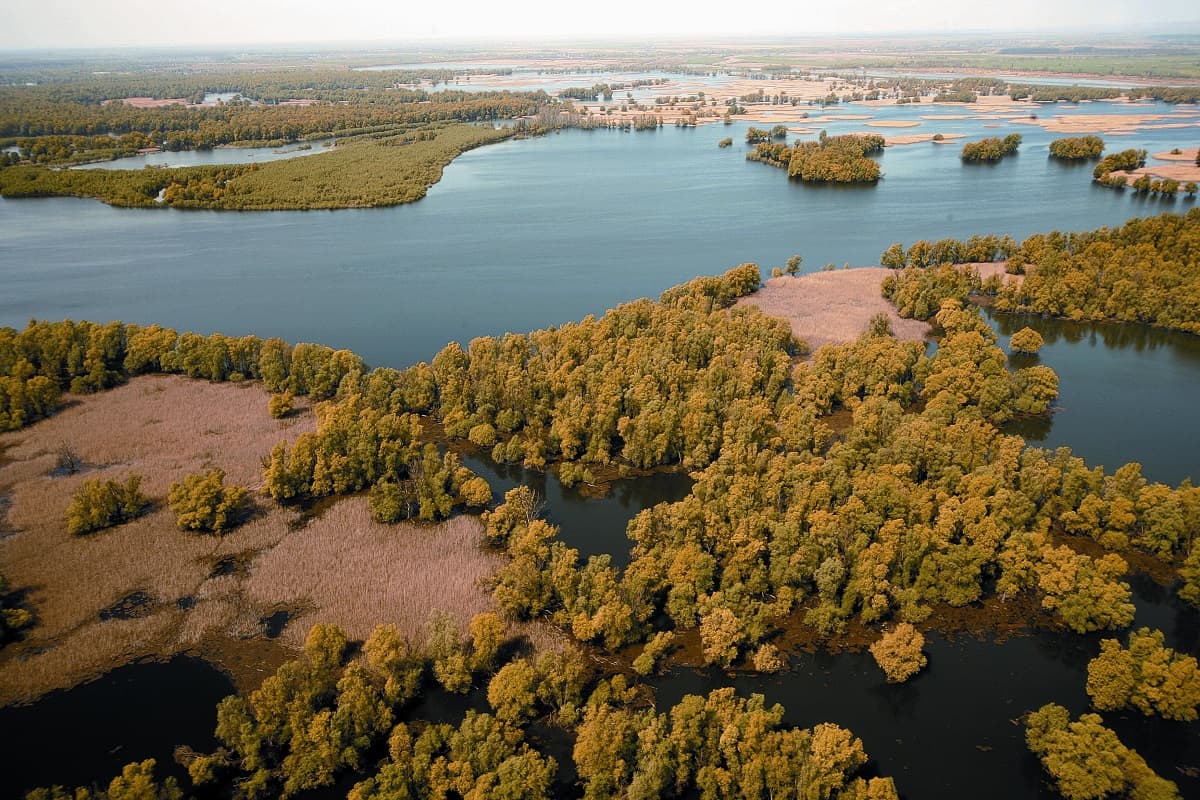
(2, 0), (1198, 50)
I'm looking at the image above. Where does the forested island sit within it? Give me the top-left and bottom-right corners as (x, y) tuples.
(961, 134), (1022, 163)
(1048, 135), (1105, 160)
(748, 132), (885, 183)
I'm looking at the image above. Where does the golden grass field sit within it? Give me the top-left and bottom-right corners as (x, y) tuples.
(736, 269), (932, 353)
(0, 376), (515, 704)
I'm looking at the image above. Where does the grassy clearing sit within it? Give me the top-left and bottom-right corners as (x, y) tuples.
(246, 499), (502, 648)
(737, 270), (931, 353)
(0, 124), (510, 210)
(0, 374), (520, 703)
(0, 376), (313, 703)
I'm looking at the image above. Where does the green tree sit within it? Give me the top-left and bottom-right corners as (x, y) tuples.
(168, 468), (249, 533)
(1086, 628), (1200, 721)
(487, 659), (539, 724)
(1026, 703), (1180, 800)
(1010, 327), (1045, 355)
(65, 476), (147, 535)
(269, 391), (294, 419)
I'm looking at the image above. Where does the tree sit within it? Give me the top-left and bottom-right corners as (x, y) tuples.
(66, 475), (147, 535)
(269, 391), (294, 419)
(487, 659), (539, 724)
(632, 631), (675, 676)
(869, 623), (927, 682)
(0, 572), (33, 643)
(1035, 547), (1135, 633)
(459, 476), (493, 507)
(1087, 628), (1200, 721)
(785, 254), (803, 276)
(752, 643), (786, 673)
(699, 605), (743, 667)
(1010, 327), (1045, 355)
(425, 611), (472, 693)
(880, 242), (907, 268)
(168, 468), (249, 533)
(1026, 703), (1180, 800)
(29, 759), (182, 800)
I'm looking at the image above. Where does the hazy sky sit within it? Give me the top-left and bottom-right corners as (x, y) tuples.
(3, 0), (1197, 49)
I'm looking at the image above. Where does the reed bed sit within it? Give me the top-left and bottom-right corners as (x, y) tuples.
(245, 499), (503, 647)
(0, 376), (311, 702)
(0, 376), (514, 703)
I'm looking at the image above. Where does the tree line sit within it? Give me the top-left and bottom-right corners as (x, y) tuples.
(879, 210), (1200, 334)
(0, 124), (512, 210)
(0, 87), (539, 163)
(28, 621), (896, 800)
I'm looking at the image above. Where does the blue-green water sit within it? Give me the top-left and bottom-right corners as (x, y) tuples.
(2, 101), (1193, 370)
(2, 99), (1197, 480)
(72, 138), (336, 170)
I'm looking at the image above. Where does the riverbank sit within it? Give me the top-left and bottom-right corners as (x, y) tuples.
(0, 124), (511, 210)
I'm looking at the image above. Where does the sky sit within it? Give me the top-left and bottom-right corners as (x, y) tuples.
(2, 0), (1197, 49)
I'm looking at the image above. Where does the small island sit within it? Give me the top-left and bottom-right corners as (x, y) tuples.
(748, 132), (885, 183)
(961, 133), (1022, 162)
(1049, 135), (1105, 160)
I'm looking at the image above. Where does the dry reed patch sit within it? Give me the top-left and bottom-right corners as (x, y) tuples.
(1111, 163), (1200, 185)
(865, 120), (920, 128)
(736, 270), (931, 353)
(971, 261), (1025, 289)
(1153, 147), (1200, 162)
(883, 132), (966, 146)
(0, 610), (182, 704)
(0, 376), (314, 703)
(245, 499), (503, 647)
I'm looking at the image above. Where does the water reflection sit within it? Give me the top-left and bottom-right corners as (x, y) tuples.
(990, 310), (1200, 485)
(649, 578), (1199, 800)
(462, 453), (692, 567)
(1, 656), (231, 797)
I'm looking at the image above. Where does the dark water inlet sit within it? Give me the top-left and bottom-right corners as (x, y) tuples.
(0, 655), (233, 798)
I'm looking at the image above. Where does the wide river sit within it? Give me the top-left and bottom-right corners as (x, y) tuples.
(2, 94), (1200, 798)
(2, 98), (1198, 483)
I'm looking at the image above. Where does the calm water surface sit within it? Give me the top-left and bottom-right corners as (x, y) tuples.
(2, 100), (1194, 370)
(72, 138), (336, 170)
(996, 312), (1200, 485)
(8, 576), (1196, 799)
(2, 655), (232, 797)
(652, 574), (1200, 800)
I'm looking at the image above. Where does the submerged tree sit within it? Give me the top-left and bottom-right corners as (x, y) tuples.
(870, 623), (927, 683)
(1086, 628), (1200, 721)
